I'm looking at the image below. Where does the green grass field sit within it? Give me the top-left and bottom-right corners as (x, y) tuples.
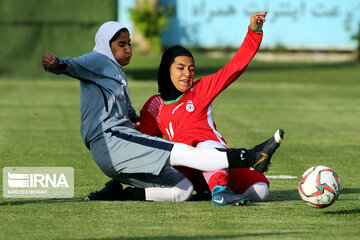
(1, 57), (360, 240)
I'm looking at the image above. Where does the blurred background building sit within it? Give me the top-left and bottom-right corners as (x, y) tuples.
(0, 0), (359, 78)
(119, 0), (360, 50)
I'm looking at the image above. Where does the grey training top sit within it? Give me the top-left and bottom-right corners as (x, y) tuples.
(49, 52), (137, 148)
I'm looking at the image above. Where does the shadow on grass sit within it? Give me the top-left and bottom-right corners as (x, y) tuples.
(266, 188), (360, 202)
(340, 188), (360, 194)
(81, 232), (306, 240)
(323, 208), (360, 215)
(267, 189), (299, 202)
(1, 188), (357, 206)
(125, 61), (359, 81)
(0, 198), (81, 206)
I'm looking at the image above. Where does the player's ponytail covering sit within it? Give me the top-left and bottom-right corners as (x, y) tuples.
(158, 46), (194, 101)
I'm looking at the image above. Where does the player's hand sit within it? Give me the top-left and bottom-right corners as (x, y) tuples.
(250, 11), (267, 30)
(124, 116), (141, 130)
(159, 134), (171, 141)
(42, 52), (58, 70)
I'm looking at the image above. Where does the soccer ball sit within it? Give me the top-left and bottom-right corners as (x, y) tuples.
(298, 166), (341, 208)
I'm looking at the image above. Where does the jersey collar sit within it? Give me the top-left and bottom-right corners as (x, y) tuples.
(162, 93), (185, 105)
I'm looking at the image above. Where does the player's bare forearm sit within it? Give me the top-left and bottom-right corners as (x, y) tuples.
(249, 11), (267, 30)
(42, 52), (59, 70)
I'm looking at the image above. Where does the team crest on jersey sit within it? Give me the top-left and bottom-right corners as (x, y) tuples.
(186, 100), (195, 112)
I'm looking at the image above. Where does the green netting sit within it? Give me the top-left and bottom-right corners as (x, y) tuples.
(0, 0), (117, 78)
(0, 0), (117, 22)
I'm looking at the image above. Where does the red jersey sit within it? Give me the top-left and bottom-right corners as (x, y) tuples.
(139, 27), (263, 147)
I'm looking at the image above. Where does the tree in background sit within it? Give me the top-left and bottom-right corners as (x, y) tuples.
(352, 23), (360, 60)
(129, 0), (174, 54)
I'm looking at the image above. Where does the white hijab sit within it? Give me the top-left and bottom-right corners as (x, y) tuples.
(93, 21), (126, 69)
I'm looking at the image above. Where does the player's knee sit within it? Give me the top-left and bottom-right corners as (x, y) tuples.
(243, 182), (269, 202)
(172, 178), (194, 202)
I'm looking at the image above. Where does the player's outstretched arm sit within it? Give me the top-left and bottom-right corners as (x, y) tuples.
(42, 52), (59, 70)
(249, 11), (267, 30)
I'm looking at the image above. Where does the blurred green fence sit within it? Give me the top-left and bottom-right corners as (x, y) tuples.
(0, 0), (117, 78)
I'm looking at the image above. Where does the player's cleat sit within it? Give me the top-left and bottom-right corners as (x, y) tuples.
(211, 185), (250, 206)
(226, 129), (285, 171)
(82, 179), (124, 201)
(250, 129), (285, 173)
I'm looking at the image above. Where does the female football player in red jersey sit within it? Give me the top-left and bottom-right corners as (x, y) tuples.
(138, 11), (282, 205)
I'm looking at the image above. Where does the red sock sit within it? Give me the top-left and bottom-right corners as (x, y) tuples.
(207, 172), (229, 191)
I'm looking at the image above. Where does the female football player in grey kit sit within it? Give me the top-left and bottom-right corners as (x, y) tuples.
(42, 18), (283, 204)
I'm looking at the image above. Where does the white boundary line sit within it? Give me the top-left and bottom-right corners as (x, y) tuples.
(266, 175), (298, 179)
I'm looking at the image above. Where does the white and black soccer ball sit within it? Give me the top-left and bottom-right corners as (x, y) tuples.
(298, 166), (341, 208)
